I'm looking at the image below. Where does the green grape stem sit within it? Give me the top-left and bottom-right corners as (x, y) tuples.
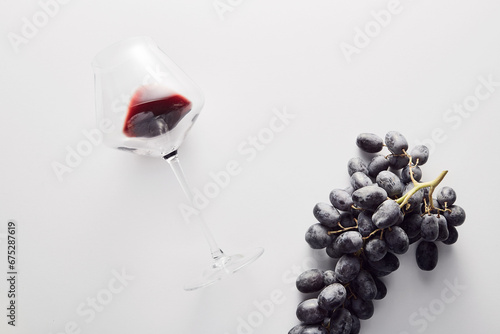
(396, 170), (448, 209)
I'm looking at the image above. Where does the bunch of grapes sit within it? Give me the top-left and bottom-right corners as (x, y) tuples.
(289, 131), (466, 334)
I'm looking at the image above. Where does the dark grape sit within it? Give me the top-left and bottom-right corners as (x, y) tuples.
(364, 238), (387, 262)
(372, 276), (387, 300)
(323, 270), (339, 285)
(348, 298), (374, 320)
(366, 252), (400, 277)
(442, 224), (459, 245)
(383, 226), (409, 255)
(400, 213), (423, 238)
(443, 205), (466, 226)
(333, 231), (363, 254)
(420, 214), (439, 241)
(296, 269), (325, 293)
(384, 131), (408, 154)
(326, 242), (343, 259)
(401, 165), (422, 183)
(350, 314), (361, 334)
(435, 215), (449, 242)
(410, 145), (429, 165)
(437, 186), (457, 207)
(350, 172), (373, 190)
(296, 299), (328, 324)
(357, 211), (376, 237)
(335, 254), (361, 283)
(351, 270), (377, 301)
(351, 186), (387, 211)
(388, 154), (410, 170)
(372, 199), (403, 229)
(313, 202), (341, 228)
(356, 133), (384, 153)
(305, 224), (332, 249)
(329, 308), (353, 334)
(416, 241), (438, 271)
(348, 157), (369, 176)
(367, 155), (390, 177)
(330, 189), (354, 211)
(376, 171), (404, 197)
(318, 283), (347, 311)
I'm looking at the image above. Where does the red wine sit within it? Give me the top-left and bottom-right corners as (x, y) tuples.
(123, 85), (192, 138)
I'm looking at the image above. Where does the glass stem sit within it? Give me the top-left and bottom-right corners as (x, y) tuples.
(164, 151), (225, 261)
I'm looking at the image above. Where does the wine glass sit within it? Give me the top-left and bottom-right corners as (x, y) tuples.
(91, 36), (264, 291)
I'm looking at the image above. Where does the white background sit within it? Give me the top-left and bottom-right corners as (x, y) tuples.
(1, 0), (499, 333)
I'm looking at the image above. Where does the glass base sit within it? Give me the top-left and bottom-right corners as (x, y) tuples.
(183, 247), (264, 291)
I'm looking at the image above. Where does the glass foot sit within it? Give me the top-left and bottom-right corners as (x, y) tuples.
(183, 247), (264, 291)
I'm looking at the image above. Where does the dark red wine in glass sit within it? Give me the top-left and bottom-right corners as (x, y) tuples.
(124, 85), (192, 138)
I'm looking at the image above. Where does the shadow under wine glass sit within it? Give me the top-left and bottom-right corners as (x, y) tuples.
(91, 36), (264, 291)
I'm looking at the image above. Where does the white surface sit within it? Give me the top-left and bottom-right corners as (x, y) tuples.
(1, 0), (499, 333)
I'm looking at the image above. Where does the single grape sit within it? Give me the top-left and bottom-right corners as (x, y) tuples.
(348, 298), (374, 320)
(313, 202), (341, 228)
(329, 308), (353, 334)
(437, 186), (457, 207)
(410, 145), (429, 165)
(364, 238), (387, 262)
(376, 170), (404, 197)
(442, 224), (459, 245)
(366, 252), (400, 277)
(421, 214), (439, 241)
(401, 165), (422, 183)
(305, 224), (332, 249)
(296, 269), (325, 293)
(443, 205), (466, 226)
(296, 299), (328, 325)
(318, 283), (347, 311)
(335, 254), (361, 283)
(372, 199), (403, 229)
(348, 157), (369, 176)
(367, 155), (390, 177)
(352, 270), (378, 301)
(416, 241), (438, 271)
(326, 243), (343, 259)
(333, 231), (363, 254)
(385, 131), (408, 154)
(372, 276), (387, 300)
(350, 314), (361, 334)
(350, 171), (373, 190)
(399, 213), (423, 238)
(351, 186), (388, 211)
(384, 226), (410, 255)
(356, 133), (384, 153)
(357, 211), (376, 237)
(435, 215), (449, 242)
(323, 270), (339, 285)
(388, 154), (410, 170)
(330, 189), (354, 211)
